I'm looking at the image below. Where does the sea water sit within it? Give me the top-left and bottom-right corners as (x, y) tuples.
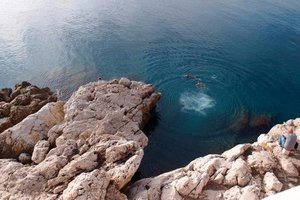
(1, 0), (300, 177)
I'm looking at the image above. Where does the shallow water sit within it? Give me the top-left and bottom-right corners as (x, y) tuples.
(1, 0), (300, 177)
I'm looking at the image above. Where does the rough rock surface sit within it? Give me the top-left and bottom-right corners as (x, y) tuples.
(0, 101), (65, 158)
(0, 79), (160, 199)
(263, 172), (283, 193)
(1, 78), (300, 200)
(0, 81), (57, 133)
(126, 118), (300, 200)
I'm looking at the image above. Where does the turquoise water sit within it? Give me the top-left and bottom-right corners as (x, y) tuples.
(1, 0), (300, 177)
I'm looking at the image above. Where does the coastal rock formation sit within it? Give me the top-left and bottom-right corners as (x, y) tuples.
(0, 102), (65, 158)
(0, 81), (57, 133)
(126, 119), (300, 200)
(1, 78), (300, 200)
(0, 78), (160, 199)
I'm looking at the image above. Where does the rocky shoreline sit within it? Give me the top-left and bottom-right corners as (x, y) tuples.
(0, 81), (57, 134)
(0, 78), (299, 200)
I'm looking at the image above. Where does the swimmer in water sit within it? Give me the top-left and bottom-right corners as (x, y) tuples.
(195, 79), (205, 89)
(183, 73), (196, 79)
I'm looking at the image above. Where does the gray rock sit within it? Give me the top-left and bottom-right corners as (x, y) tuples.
(119, 77), (131, 88)
(2, 79), (300, 200)
(18, 153), (31, 164)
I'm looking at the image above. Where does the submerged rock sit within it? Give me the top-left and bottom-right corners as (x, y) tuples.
(230, 109), (249, 132)
(249, 114), (272, 128)
(230, 110), (273, 134)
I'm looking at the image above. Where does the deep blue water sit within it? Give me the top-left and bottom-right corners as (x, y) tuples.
(1, 0), (300, 177)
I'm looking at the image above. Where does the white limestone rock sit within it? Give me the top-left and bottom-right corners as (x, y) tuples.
(263, 172), (283, 193)
(222, 144), (251, 161)
(224, 186), (242, 200)
(240, 186), (260, 200)
(0, 101), (64, 158)
(119, 77), (132, 88)
(278, 157), (299, 177)
(62, 169), (111, 200)
(2, 79), (300, 200)
(224, 158), (252, 187)
(32, 140), (50, 164)
(161, 184), (183, 200)
(0, 79), (160, 199)
(247, 151), (277, 174)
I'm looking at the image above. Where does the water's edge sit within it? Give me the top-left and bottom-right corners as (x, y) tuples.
(1, 79), (299, 200)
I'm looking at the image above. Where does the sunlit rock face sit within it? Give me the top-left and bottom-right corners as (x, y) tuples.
(1, 78), (300, 200)
(126, 119), (300, 200)
(0, 78), (160, 200)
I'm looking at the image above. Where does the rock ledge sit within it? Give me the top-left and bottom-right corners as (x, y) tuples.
(126, 119), (300, 200)
(0, 78), (160, 199)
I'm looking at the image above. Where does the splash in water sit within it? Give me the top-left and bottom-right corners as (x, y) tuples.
(180, 92), (215, 114)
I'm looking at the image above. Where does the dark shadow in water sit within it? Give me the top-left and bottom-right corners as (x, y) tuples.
(130, 108), (161, 182)
(128, 107), (160, 185)
(130, 170), (142, 184)
(143, 108), (161, 137)
(133, 109), (281, 181)
(234, 113), (280, 145)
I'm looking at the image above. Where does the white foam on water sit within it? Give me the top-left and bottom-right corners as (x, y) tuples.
(180, 92), (215, 114)
(211, 75), (217, 79)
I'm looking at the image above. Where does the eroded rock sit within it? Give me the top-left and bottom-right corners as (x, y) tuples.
(126, 119), (300, 200)
(0, 101), (65, 158)
(1, 79), (300, 200)
(0, 82), (57, 133)
(32, 140), (50, 164)
(0, 78), (160, 199)
(263, 172), (283, 193)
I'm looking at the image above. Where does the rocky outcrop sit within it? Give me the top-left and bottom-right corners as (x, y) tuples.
(0, 101), (65, 158)
(1, 78), (300, 200)
(0, 81), (57, 133)
(0, 78), (160, 199)
(126, 119), (300, 200)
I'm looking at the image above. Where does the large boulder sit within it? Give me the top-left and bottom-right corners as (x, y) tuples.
(224, 158), (252, 187)
(0, 101), (64, 158)
(0, 78), (160, 199)
(263, 172), (283, 193)
(247, 151), (277, 174)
